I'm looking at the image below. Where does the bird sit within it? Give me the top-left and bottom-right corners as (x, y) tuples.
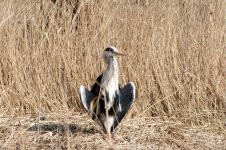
(80, 46), (136, 140)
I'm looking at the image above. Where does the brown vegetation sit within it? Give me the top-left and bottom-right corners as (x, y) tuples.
(0, 0), (225, 149)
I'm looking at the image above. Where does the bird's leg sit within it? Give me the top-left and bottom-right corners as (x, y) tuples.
(101, 90), (111, 140)
(106, 111), (111, 141)
(104, 97), (111, 140)
(104, 112), (114, 141)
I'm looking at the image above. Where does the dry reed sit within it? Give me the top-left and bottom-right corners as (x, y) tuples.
(0, 0), (225, 130)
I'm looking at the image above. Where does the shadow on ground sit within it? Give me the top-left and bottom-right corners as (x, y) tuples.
(27, 122), (99, 135)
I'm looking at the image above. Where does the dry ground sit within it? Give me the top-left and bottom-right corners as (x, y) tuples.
(0, 0), (225, 149)
(0, 112), (226, 150)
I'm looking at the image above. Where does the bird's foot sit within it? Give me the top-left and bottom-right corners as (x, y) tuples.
(108, 133), (112, 141)
(102, 133), (113, 141)
(112, 132), (117, 141)
(112, 133), (123, 141)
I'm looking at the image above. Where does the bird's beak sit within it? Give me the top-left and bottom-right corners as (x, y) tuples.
(114, 51), (126, 56)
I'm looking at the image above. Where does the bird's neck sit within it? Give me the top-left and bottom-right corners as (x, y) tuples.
(107, 57), (118, 74)
(102, 57), (119, 87)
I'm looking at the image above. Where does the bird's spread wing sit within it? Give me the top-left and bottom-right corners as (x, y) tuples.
(80, 74), (102, 111)
(111, 82), (136, 130)
(79, 86), (96, 111)
(79, 81), (136, 132)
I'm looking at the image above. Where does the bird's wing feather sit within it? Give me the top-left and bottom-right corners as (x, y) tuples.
(112, 82), (136, 131)
(80, 74), (102, 112)
(79, 86), (96, 111)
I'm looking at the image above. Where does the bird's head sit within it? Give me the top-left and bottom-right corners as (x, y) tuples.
(103, 46), (126, 63)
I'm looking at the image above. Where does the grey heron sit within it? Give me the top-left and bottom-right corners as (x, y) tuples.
(80, 46), (136, 140)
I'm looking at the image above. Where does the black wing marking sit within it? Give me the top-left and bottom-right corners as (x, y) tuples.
(91, 74), (102, 95)
(111, 82), (136, 131)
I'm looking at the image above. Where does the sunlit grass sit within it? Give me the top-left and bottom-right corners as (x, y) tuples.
(0, 0), (225, 132)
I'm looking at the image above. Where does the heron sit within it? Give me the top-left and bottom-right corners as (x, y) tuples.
(80, 46), (136, 140)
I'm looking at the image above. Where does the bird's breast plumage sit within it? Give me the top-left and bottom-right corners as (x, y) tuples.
(101, 57), (120, 111)
(105, 77), (119, 97)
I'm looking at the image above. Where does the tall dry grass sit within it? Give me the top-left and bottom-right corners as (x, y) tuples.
(0, 0), (225, 127)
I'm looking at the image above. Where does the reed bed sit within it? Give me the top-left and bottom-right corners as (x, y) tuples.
(0, 0), (225, 149)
